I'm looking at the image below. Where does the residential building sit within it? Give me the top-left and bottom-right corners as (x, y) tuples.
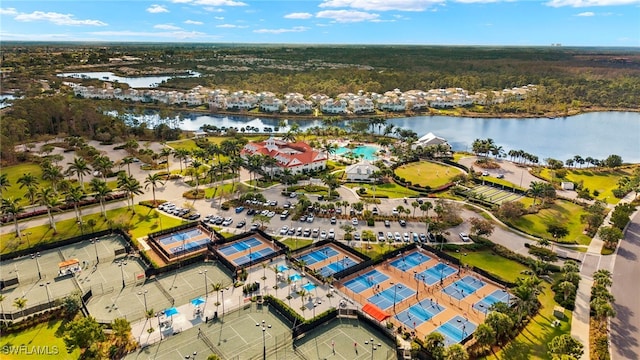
(344, 161), (380, 182)
(241, 137), (327, 174)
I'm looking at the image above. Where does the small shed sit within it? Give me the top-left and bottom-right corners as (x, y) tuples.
(553, 306), (566, 319)
(561, 182), (574, 190)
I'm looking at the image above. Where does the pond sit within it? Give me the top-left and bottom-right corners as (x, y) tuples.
(56, 71), (200, 88)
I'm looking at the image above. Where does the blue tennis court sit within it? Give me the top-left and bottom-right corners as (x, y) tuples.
(344, 270), (389, 294)
(473, 289), (511, 312)
(233, 247), (275, 266)
(367, 283), (415, 310)
(442, 276), (485, 300)
(416, 263), (457, 285)
(390, 252), (431, 271)
(435, 316), (477, 346)
(317, 258), (358, 277)
(158, 228), (204, 246)
(219, 237), (263, 256)
(169, 238), (210, 254)
(297, 247), (339, 266)
(395, 299), (445, 329)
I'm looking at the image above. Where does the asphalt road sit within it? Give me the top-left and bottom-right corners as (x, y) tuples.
(610, 210), (640, 360)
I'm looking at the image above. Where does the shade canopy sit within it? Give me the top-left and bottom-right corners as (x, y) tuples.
(164, 307), (179, 317)
(191, 297), (205, 306)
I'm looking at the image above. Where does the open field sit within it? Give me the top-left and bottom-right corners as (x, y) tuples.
(0, 319), (80, 360)
(539, 168), (635, 204)
(2, 163), (49, 206)
(0, 206), (185, 254)
(446, 249), (528, 283)
(510, 199), (592, 245)
(345, 182), (420, 198)
(394, 161), (459, 188)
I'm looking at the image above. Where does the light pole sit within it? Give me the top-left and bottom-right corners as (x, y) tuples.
(138, 289), (148, 313)
(32, 252), (42, 280)
(257, 319), (272, 360)
(221, 289), (225, 316)
(41, 281), (51, 305)
(91, 238), (99, 264)
(117, 260), (127, 289)
(391, 282), (401, 313)
(25, 231), (32, 248)
(364, 337), (379, 360)
(156, 312), (163, 340)
(185, 351), (197, 359)
(413, 271), (419, 299)
(199, 269), (208, 298)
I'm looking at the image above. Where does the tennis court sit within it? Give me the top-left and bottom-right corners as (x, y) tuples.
(390, 252), (431, 272)
(442, 276), (485, 300)
(395, 299), (445, 329)
(218, 237), (263, 256)
(317, 258), (358, 277)
(473, 289), (511, 312)
(158, 229), (203, 246)
(297, 246), (339, 266)
(416, 262), (457, 285)
(435, 315), (477, 346)
(344, 270), (389, 294)
(367, 283), (415, 310)
(233, 247), (275, 266)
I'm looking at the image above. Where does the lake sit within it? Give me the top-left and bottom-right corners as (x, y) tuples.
(122, 111), (640, 163)
(56, 71), (200, 88)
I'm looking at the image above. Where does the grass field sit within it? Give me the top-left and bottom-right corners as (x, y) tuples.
(0, 319), (80, 360)
(345, 182), (420, 198)
(203, 182), (247, 199)
(2, 163), (49, 206)
(394, 161), (458, 188)
(446, 248), (572, 360)
(0, 205), (185, 254)
(540, 168), (634, 204)
(281, 238), (313, 251)
(509, 199), (591, 245)
(168, 135), (267, 152)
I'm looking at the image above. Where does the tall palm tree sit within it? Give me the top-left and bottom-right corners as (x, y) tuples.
(528, 181), (546, 205)
(211, 282), (223, 309)
(120, 156), (136, 177)
(13, 297), (27, 319)
(67, 157), (91, 188)
(65, 186), (86, 224)
(17, 173), (39, 204)
(89, 178), (111, 218)
(322, 142), (337, 161)
(191, 160), (203, 191)
(92, 155), (114, 181)
(321, 172), (340, 199)
(0, 173), (10, 197)
(118, 175), (144, 211)
(173, 148), (191, 173)
(37, 187), (61, 232)
(160, 147), (173, 173)
(1, 197), (24, 238)
(41, 164), (64, 193)
(144, 173), (165, 205)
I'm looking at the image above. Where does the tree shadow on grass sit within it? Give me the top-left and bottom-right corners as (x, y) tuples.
(498, 340), (531, 360)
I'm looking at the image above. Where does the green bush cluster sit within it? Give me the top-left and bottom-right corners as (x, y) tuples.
(242, 282), (260, 295)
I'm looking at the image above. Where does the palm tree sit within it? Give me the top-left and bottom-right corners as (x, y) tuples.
(65, 186), (86, 224)
(17, 173), (39, 204)
(0, 173), (10, 195)
(528, 181), (546, 205)
(37, 187), (61, 232)
(173, 148), (191, 173)
(118, 175), (143, 211)
(321, 172), (340, 199)
(67, 157), (91, 188)
(1, 197), (24, 238)
(212, 282), (223, 310)
(111, 317), (136, 353)
(89, 178), (112, 218)
(13, 297), (27, 319)
(558, 281), (576, 303)
(160, 147), (173, 173)
(593, 269), (613, 287)
(322, 142), (337, 160)
(144, 173), (165, 205)
(191, 160), (203, 191)
(120, 156), (136, 177)
(42, 164), (64, 193)
(92, 155), (114, 181)
(282, 131), (296, 143)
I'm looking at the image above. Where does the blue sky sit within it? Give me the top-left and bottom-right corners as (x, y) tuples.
(1, 1), (638, 46)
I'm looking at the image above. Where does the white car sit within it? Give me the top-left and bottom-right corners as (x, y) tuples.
(279, 226), (289, 235)
(403, 232), (410, 242)
(328, 229), (335, 240)
(387, 232), (394, 240)
(351, 218), (359, 226)
(222, 218), (233, 226)
(394, 232), (402, 242)
(320, 230), (327, 240)
(459, 232), (471, 242)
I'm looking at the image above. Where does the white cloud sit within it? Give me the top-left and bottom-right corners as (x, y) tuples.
(90, 30), (207, 40)
(284, 12), (313, 19)
(14, 11), (107, 26)
(171, 0), (247, 5)
(216, 24), (249, 28)
(147, 4), (169, 13)
(204, 7), (225, 12)
(214, 16), (225, 20)
(184, 20), (204, 25)
(319, 0), (443, 11)
(576, 11), (596, 15)
(0, 8), (18, 15)
(154, 24), (182, 30)
(253, 26), (309, 34)
(0, 31), (71, 40)
(316, 10), (380, 22)
(545, 0), (640, 7)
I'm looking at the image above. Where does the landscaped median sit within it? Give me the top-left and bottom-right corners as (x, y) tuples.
(0, 205), (185, 255)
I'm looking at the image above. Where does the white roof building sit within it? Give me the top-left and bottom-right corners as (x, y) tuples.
(344, 161), (380, 182)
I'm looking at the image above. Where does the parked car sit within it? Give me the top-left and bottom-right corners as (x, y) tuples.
(394, 232), (402, 242)
(378, 231), (386, 242)
(236, 220), (246, 228)
(222, 217), (233, 226)
(459, 232), (471, 242)
(328, 229), (335, 240)
(412, 232), (419, 243)
(246, 208), (256, 215)
(235, 206), (245, 213)
(296, 227), (303, 235)
(299, 215), (307, 222)
(330, 216), (337, 225)
(496, 173), (505, 179)
(482, 171), (489, 176)
(320, 230), (327, 240)
(312, 228), (320, 238)
(351, 218), (359, 226)
(280, 210), (289, 220)
(303, 228), (311, 237)
(250, 223), (259, 231)
(353, 233), (361, 241)
(403, 232), (410, 242)
(384, 220), (390, 227)
(267, 211), (276, 218)
(387, 232), (394, 240)
(419, 233), (427, 242)
(280, 226), (289, 235)
(187, 213), (201, 221)
(307, 215), (315, 223)
(287, 228), (295, 236)
(399, 219), (407, 227)
(289, 192), (298, 198)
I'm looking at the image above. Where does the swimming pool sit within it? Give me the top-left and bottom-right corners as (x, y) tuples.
(335, 145), (378, 161)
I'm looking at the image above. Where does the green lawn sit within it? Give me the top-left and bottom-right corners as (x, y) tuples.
(203, 183), (246, 199)
(394, 161), (458, 188)
(0, 319), (80, 360)
(446, 248), (572, 360)
(540, 168), (634, 204)
(511, 199), (592, 245)
(0, 205), (185, 254)
(344, 182), (420, 198)
(168, 135), (267, 152)
(2, 163), (49, 206)
(281, 238), (313, 251)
